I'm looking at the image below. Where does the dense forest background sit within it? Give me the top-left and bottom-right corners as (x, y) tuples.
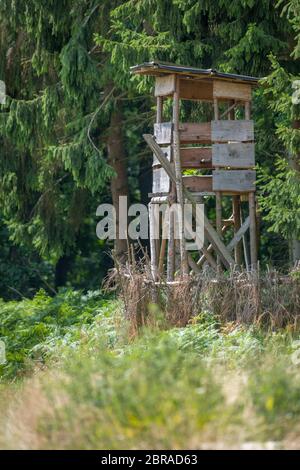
(0, 0), (299, 300)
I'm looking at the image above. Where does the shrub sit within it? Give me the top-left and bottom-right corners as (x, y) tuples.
(0, 289), (118, 379)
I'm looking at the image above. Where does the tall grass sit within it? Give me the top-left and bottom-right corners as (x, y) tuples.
(114, 262), (300, 332)
(1, 311), (300, 449)
(1, 269), (300, 449)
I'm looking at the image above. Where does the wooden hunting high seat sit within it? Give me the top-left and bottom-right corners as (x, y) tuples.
(131, 61), (259, 281)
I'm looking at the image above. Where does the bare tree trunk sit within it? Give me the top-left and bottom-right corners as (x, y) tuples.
(107, 104), (129, 262)
(55, 254), (73, 289)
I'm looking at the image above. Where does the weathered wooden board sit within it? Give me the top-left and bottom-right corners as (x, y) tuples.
(211, 120), (254, 142)
(181, 147), (212, 169)
(153, 146), (171, 167)
(212, 170), (256, 192)
(154, 122), (173, 144)
(213, 80), (252, 102)
(183, 175), (213, 192)
(179, 78), (213, 101)
(179, 122), (211, 144)
(152, 167), (170, 193)
(143, 134), (236, 268)
(155, 74), (176, 97)
(227, 216), (250, 252)
(212, 143), (255, 168)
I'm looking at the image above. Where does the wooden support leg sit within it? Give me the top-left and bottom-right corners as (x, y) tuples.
(256, 200), (261, 261)
(245, 101), (251, 120)
(240, 210), (250, 271)
(213, 98), (219, 121)
(173, 77), (189, 276)
(156, 96), (163, 122)
(233, 196), (243, 266)
(167, 206), (175, 282)
(198, 218), (233, 268)
(158, 238), (167, 275)
(213, 98), (222, 270)
(149, 201), (158, 280)
(184, 203), (218, 270)
(143, 134), (235, 269)
(216, 191), (222, 268)
(249, 192), (257, 270)
(159, 202), (169, 275)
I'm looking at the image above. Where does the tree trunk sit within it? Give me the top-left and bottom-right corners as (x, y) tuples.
(107, 104), (129, 262)
(138, 154), (152, 256)
(55, 255), (73, 289)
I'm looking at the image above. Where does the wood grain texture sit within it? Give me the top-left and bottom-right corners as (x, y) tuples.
(155, 74), (176, 97)
(213, 80), (252, 102)
(249, 192), (257, 269)
(143, 134), (235, 268)
(149, 201), (158, 280)
(213, 170), (256, 192)
(154, 122), (173, 144)
(153, 146), (171, 167)
(181, 147), (212, 169)
(179, 78), (213, 101)
(152, 167), (170, 193)
(211, 120), (254, 142)
(227, 216), (250, 252)
(156, 96), (163, 122)
(179, 122), (211, 144)
(183, 175), (213, 192)
(233, 195), (243, 265)
(212, 142), (255, 168)
(173, 75), (189, 275)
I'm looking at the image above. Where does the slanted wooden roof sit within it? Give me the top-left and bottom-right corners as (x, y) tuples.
(130, 61), (259, 86)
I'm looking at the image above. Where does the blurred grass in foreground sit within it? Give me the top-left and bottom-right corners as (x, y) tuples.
(1, 291), (300, 449)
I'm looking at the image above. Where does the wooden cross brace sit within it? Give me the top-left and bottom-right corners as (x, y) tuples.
(143, 134), (236, 270)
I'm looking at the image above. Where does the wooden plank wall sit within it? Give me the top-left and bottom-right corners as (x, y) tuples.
(154, 122), (173, 144)
(179, 79), (213, 101)
(152, 167), (170, 193)
(183, 175), (213, 192)
(213, 80), (252, 102)
(179, 122), (211, 143)
(212, 170), (256, 192)
(181, 147), (212, 169)
(155, 75), (176, 97)
(211, 120), (254, 142)
(212, 142), (255, 168)
(155, 122), (254, 146)
(154, 146), (212, 169)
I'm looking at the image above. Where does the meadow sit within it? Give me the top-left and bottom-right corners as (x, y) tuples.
(1, 275), (300, 450)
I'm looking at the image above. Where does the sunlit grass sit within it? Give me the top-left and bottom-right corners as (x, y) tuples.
(1, 291), (300, 449)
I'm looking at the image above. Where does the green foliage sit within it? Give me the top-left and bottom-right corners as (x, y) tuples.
(0, 219), (54, 301)
(34, 315), (300, 448)
(103, 0), (291, 76)
(0, 1), (115, 260)
(0, 0), (299, 293)
(222, 23), (286, 75)
(40, 335), (222, 449)
(1, 291), (300, 448)
(257, 55), (300, 242)
(0, 289), (118, 379)
(258, 158), (300, 239)
(278, 0), (300, 58)
(249, 359), (300, 438)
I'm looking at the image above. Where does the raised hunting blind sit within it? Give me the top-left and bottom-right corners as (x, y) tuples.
(131, 61), (259, 281)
